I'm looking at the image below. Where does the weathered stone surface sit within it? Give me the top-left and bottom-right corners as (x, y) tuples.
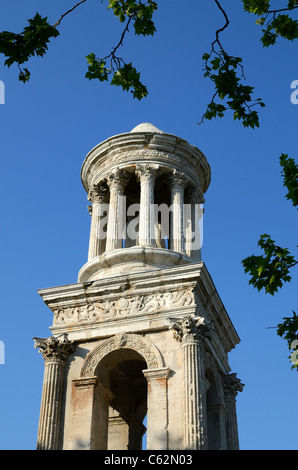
(34, 124), (243, 450)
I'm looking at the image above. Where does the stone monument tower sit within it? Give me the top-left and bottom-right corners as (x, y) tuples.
(34, 123), (244, 450)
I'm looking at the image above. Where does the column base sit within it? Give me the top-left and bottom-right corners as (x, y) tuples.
(78, 246), (195, 282)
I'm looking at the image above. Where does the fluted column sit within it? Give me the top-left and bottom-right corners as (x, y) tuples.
(136, 164), (159, 246)
(170, 315), (214, 450)
(105, 168), (129, 252)
(87, 184), (107, 261)
(223, 373), (244, 450)
(184, 187), (204, 260)
(33, 334), (75, 450)
(169, 170), (187, 253)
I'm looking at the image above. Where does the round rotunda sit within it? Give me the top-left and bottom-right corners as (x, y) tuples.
(79, 123), (211, 281)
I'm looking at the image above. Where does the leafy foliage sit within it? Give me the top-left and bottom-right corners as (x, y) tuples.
(110, 62), (148, 99)
(277, 311), (298, 370)
(201, 52), (265, 128)
(242, 0), (298, 46)
(242, 153), (297, 370)
(86, 54), (148, 99)
(85, 0), (157, 99)
(280, 153), (298, 207)
(108, 0), (157, 36)
(0, 13), (59, 82)
(242, 234), (297, 295)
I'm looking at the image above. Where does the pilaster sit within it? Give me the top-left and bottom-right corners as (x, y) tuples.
(143, 367), (171, 450)
(71, 377), (114, 450)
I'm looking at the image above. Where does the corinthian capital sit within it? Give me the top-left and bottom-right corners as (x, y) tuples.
(168, 169), (188, 189)
(169, 315), (215, 344)
(223, 373), (244, 399)
(33, 334), (75, 363)
(135, 163), (159, 182)
(106, 167), (130, 189)
(87, 184), (107, 204)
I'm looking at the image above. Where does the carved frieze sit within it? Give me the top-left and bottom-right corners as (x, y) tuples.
(52, 287), (196, 327)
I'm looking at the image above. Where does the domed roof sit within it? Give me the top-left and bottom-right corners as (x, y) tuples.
(130, 123), (163, 133)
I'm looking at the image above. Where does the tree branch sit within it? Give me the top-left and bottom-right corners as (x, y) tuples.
(212, 0), (230, 53)
(103, 15), (133, 67)
(52, 0), (88, 28)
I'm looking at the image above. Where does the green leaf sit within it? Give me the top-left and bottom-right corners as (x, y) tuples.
(85, 54), (109, 82)
(242, 234), (297, 295)
(279, 153), (298, 207)
(111, 62), (148, 99)
(0, 13), (59, 82)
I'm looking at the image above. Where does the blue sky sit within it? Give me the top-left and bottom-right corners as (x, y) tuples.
(0, 0), (297, 450)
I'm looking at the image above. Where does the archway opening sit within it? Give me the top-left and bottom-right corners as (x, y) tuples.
(96, 348), (147, 450)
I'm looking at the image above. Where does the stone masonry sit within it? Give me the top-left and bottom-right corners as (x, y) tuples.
(34, 123), (244, 450)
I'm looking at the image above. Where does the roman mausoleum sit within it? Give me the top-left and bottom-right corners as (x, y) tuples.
(33, 123), (244, 450)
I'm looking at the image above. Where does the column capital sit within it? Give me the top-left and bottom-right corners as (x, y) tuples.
(33, 334), (75, 363)
(223, 373), (245, 400)
(169, 315), (215, 344)
(168, 169), (188, 189)
(87, 183), (107, 204)
(135, 163), (159, 182)
(106, 167), (130, 190)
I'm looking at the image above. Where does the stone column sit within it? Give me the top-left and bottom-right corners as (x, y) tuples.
(33, 334), (75, 450)
(87, 184), (107, 261)
(143, 367), (170, 450)
(105, 168), (129, 252)
(136, 164), (159, 246)
(169, 315), (214, 450)
(184, 187), (204, 261)
(223, 373), (244, 450)
(169, 170), (187, 253)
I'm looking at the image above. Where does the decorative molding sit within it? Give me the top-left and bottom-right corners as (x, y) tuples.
(52, 287), (196, 327)
(81, 333), (164, 376)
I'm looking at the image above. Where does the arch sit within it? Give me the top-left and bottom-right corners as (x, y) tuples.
(81, 333), (164, 377)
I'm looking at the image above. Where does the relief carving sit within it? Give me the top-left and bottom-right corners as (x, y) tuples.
(81, 333), (163, 376)
(53, 287), (195, 326)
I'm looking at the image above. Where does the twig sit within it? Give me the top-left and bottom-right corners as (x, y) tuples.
(212, 0), (230, 53)
(53, 0), (88, 28)
(103, 15), (133, 66)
